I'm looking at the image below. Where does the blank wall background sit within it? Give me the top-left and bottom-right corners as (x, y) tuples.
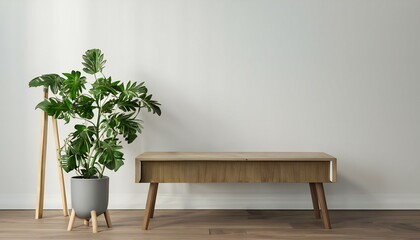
(1, 0), (419, 209)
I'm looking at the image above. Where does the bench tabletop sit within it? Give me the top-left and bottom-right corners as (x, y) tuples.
(136, 152), (336, 162)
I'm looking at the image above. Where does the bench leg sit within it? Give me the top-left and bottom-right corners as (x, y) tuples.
(315, 183), (331, 229)
(143, 183), (159, 230)
(150, 184), (159, 218)
(309, 183), (321, 219)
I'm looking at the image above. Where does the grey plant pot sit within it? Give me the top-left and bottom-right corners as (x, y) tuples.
(71, 176), (109, 219)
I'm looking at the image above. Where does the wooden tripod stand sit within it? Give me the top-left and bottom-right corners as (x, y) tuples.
(35, 88), (69, 219)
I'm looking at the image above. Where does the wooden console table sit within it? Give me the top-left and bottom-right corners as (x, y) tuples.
(135, 152), (337, 230)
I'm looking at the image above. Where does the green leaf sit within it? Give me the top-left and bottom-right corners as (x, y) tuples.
(81, 168), (97, 178)
(90, 77), (120, 101)
(119, 81), (147, 100)
(70, 124), (95, 154)
(62, 70), (87, 100)
(107, 156), (124, 172)
(109, 113), (143, 144)
(74, 95), (95, 119)
(35, 97), (73, 123)
(82, 49), (106, 74)
(35, 99), (52, 112)
(94, 138), (124, 171)
(29, 74), (64, 94)
(60, 153), (77, 173)
(101, 99), (116, 113)
(60, 140), (88, 173)
(117, 99), (139, 112)
(140, 94), (161, 116)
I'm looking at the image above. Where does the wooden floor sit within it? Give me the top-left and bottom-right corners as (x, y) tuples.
(1, 210), (420, 239)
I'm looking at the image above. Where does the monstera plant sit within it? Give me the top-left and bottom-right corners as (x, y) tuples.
(30, 49), (161, 178)
(29, 49), (161, 223)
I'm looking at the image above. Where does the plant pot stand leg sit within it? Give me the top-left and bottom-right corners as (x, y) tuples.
(67, 209), (76, 231)
(91, 210), (98, 233)
(52, 117), (69, 217)
(67, 209), (112, 233)
(104, 210), (112, 228)
(35, 89), (49, 219)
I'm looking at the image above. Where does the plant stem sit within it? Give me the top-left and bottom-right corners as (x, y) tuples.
(89, 99), (101, 170)
(100, 164), (106, 178)
(90, 71), (106, 177)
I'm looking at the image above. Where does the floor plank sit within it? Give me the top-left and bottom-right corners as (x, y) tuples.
(0, 210), (419, 239)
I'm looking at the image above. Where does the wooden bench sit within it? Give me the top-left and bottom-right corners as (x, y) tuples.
(135, 152), (337, 230)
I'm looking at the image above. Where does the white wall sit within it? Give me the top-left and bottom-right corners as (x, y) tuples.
(1, 0), (420, 210)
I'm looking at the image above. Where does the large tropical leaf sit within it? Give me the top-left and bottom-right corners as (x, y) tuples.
(117, 99), (139, 112)
(140, 94), (161, 116)
(29, 74), (64, 94)
(70, 124), (95, 154)
(35, 97), (73, 123)
(82, 49), (106, 74)
(119, 81), (147, 100)
(80, 168), (98, 178)
(108, 113), (143, 144)
(61, 139), (89, 173)
(60, 150), (77, 173)
(74, 95), (95, 119)
(90, 77), (120, 101)
(94, 138), (124, 171)
(62, 70), (87, 100)
(101, 99), (116, 113)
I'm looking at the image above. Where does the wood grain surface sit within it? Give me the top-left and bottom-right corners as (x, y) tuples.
(2, 210), (419, 239)
(139, 161), (331, 183)
(136, 152), (337, 183)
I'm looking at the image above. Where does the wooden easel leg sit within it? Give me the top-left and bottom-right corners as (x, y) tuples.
(315, 183), (331, 229)
(104, 210), (112, 228)
(52, 117), (69, 217)
(143, 183), (158, 230)
(150, 183), (159, 218)
(91, 210), (98, 233)
(67, 209), (76, 231)
(309, 183), (321, 219)
(84, 219), (89, 226)
(35, 89), (49, 219)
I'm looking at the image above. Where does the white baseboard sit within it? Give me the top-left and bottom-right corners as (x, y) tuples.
(1, 193), (420, 210)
